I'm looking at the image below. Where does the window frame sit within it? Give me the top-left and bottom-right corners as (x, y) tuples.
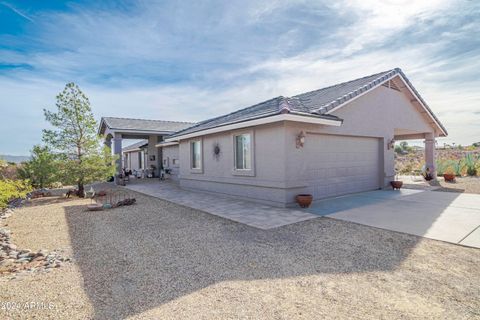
(232, 130), (255, 176)
(189, 139), (203, 173)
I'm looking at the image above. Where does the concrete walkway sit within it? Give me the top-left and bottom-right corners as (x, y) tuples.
(306, 189), (480, 248)
(125, 180), (317, 229)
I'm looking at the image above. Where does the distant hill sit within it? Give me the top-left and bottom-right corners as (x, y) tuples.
(0, 155), (30, 163)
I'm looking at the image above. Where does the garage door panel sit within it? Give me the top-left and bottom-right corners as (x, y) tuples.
(306, 134), (381, 200)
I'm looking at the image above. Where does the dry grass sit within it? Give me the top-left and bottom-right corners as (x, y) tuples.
(1, 188), (479, 319)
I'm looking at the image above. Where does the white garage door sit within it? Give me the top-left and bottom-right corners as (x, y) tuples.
(306, 134), (381, 200)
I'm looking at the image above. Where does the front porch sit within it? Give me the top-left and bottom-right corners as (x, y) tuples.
(393, 130), (438, 179)
(98, 117), (194, 180)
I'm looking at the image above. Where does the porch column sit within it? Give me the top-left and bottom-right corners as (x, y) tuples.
(424, 132), (436, 179)
(113, 132), (123, 179)
(147, 135), (161, 177)
(383, 135), (395, 187)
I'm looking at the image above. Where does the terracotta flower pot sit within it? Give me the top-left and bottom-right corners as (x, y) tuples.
(390, 181), (403, 190)
(443, 173), (455, 182)
(296, 194), (313, 208)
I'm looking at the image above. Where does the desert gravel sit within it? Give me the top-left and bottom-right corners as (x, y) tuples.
(1, 187), (479, 319)
(435, 176), (480, 194)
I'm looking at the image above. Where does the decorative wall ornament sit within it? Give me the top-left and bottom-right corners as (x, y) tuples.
(213, 142), (221, 160)
(387, 138), (395, 150)
(296, 131), (306, 149)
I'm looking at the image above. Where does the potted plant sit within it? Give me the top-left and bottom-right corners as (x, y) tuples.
(390, 180), (403, 190)
(390, 169), (403, 190)
(422, 166), (434, 181)
(443, 163), (456, 182)
(296, 194), (313, 208)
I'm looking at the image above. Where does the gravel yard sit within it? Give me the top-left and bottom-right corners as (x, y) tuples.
(1, 188), (479, 319)
(434, 176), (480, 194)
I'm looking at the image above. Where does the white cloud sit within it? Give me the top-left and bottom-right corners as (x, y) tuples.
(330, 0), (454, 55)
(0, 0), (478, 154)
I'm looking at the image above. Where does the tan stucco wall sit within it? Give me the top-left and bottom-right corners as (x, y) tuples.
(177, 85), (438, 207)
(162, 145), (180, 181)
(178, 123), (290, 206)
(123, 150), (144, 171)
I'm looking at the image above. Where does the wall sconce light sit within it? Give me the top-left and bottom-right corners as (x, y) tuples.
(387, 138), (395, 150)
(296, 131), (306, 149)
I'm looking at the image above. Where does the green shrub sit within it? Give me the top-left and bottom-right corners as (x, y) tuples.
(17, 145), (59, 188)
(443, 159), (463, 176)
(436, 160), (448, 175)
(0, 179), (32, 209)
(463, 153), (479, 176)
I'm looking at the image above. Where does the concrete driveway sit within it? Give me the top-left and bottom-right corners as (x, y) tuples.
(306, 189), (480, 248)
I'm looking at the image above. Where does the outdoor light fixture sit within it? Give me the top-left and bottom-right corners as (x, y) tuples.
(296, 131), (306, 148)
(388, 138), (395, 150)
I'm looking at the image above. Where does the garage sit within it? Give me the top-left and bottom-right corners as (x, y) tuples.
(306, 134), (382, 200)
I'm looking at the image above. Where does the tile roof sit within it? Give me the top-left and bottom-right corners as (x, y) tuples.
(122, 140), (148, 152)
(168, 96), (341, 138)
(293, 69), (398, 114)
(170, 68), (447, 138)
(102, 117), (194, 133)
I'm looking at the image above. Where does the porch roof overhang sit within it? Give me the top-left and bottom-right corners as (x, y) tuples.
(98, 117), (195, 138)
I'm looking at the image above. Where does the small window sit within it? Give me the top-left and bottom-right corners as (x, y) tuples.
(190, 140), (202, 170)
(173, 159), (178, 165)
(235, 133), (251, 170)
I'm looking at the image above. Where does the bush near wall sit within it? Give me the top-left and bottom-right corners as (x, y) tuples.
(0, 179), (32, 209)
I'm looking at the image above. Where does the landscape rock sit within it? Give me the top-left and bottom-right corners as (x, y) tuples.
(0, 207), (71, 276)
(18, 253), (31, 259)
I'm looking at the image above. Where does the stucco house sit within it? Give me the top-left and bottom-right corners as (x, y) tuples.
(122, 140), (148, 173)
(100, 68), (447, 207)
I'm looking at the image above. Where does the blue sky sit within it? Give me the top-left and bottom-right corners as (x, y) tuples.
(0, 0), (479, 155)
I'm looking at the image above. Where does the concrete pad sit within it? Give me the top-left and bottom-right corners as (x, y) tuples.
(307, 194), (387, 216)
(360, 189), (425, 200)
(125, 180), (318, 230)
(308, 190), (480, 248)
(399, 191), (480, 210)
(307, 189), (425, 216)
(460, 227), (480, 248)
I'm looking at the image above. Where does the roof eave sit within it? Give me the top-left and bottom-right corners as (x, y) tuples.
(98, 117), (108, 136)
(165, 112), (342, 142)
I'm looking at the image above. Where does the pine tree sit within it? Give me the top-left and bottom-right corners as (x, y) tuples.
(43, 83), (116, 196)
